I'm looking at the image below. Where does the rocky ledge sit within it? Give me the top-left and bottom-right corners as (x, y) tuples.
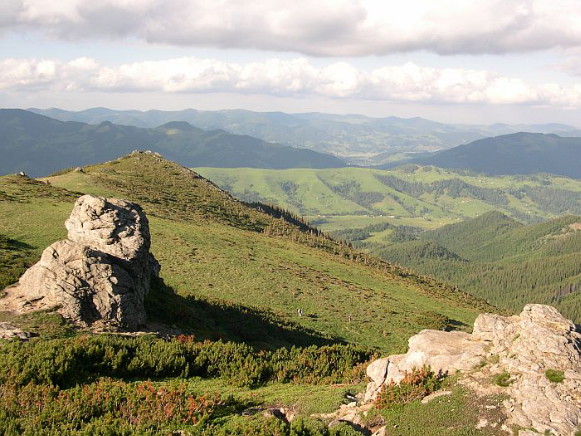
(364, 304), (580, 435)
(1, 195), (160, 330)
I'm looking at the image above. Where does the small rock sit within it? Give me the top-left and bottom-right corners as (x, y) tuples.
(371, 426), (387, 436)
(475, 418), (488, 429)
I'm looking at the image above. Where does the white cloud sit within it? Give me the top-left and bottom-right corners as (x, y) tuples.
(3, 56), (581, 109)
(2, 0), (581, 56)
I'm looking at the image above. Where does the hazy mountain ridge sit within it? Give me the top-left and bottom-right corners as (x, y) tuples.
(0, 109), (346, 177)
(414, 132), (581, 179)
(30, 107), (581, 165)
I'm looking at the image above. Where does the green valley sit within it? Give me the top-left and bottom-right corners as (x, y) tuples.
(196, 165), (581, 232)
(195, 166), (581, 323)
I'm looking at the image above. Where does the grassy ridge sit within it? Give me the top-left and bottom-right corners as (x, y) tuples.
(193, 166), (581, 322)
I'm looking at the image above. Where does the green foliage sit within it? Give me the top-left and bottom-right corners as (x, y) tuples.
(200, 415), (362, 436)
(0, 378), (224, 435)
(289, 417), (329, 436)
(327, 423), (363, 436)
(493, 372), (513, 387)
(0, 335), (371, 388)
(375, 366), (445, 409)
(545, 369), (565, 383)
(203, 415), (289, 436)
(419, 211), (522, 260)
(329, 222), (393, 242)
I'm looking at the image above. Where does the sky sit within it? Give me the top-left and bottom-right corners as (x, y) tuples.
(2, 0), (581, 125)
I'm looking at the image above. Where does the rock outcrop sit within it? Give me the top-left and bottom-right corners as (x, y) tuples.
(364, 304), (581, 435)
(2, 195), (159, 330)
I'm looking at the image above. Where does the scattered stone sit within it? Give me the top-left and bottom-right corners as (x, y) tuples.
(475, 417), (488, 429)
(1, 195), (160, 331)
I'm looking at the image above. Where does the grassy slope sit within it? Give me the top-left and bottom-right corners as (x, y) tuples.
(0, 158), (512, 434)
(196, 165), (581, 233)
(193, 167), (581, 322)
(0, 153), (488, 354)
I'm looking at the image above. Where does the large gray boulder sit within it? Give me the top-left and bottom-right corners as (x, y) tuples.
(3, 195), (159, 330)
(364, 304), (581, 435)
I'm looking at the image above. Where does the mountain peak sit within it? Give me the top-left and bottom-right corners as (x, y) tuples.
(158, 120), (197, 131)
(416, 132), (581, 178)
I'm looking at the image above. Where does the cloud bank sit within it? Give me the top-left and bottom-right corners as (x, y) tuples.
(2, 56), (581, 108)
(2, 0), (581, 56)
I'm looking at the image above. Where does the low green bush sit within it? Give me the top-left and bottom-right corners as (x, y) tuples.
(0, 378), (224, 435)
(0, 334), (371, 388)
(200, 415), (362, 436)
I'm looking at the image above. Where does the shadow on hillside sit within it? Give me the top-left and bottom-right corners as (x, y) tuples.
(145, 276), (344, 350)
(0, 235), (35, 251)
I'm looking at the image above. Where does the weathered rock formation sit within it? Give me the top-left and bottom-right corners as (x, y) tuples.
(364, 304), (581, 435)
(2, 195), (159, 330)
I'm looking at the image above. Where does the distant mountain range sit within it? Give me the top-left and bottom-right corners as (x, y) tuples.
(0, 109), (345, 177)
(413, 132), (581, 179)
(4, 108), (581, 179)
(29, 107), (581, 165)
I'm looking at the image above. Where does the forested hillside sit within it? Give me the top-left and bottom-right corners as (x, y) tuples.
(195, 167), (581, 322)
(414, 132), (581, 179)
(373, 212), (581, 322)
(0, 109), (345, 177)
